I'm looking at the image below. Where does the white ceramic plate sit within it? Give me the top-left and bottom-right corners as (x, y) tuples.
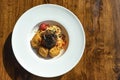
(12, 4), (85, 77)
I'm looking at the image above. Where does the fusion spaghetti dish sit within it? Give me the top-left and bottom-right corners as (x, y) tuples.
(30, 23), (66, 58)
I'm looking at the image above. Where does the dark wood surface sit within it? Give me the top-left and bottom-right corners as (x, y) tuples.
(0, 0), (120, 80)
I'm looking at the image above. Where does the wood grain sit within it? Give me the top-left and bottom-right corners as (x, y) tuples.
(0, 0), (120, 80)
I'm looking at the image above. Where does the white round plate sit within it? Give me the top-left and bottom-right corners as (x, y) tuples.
(12, 4), (85, 77)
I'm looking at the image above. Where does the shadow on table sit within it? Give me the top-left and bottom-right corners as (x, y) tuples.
(3, 32), (62, 80)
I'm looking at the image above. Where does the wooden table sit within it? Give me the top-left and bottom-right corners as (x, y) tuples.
(0, 0), (120, 80)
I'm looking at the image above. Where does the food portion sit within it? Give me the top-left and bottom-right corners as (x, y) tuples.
(30, 23), (66, 58)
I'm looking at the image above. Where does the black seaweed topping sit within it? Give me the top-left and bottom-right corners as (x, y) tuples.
(41, 30), (57, 49)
